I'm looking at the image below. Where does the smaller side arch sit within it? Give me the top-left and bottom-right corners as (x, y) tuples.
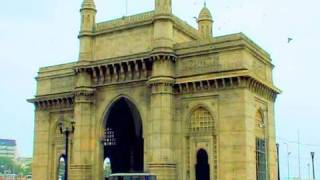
(255, 108), (267, 139)
(256, 108), (265, 128)
(57, 154), (66, 180)
(195, 148), (210, 180)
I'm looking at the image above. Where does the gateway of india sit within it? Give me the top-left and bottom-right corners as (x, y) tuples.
(29, 0), (280, 179)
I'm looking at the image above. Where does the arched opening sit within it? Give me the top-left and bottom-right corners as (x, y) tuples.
(196, 149), (210, 180)
(103, 97), (144, 174)
(58, 155), (66, 180)
(103, 158), (111, 178)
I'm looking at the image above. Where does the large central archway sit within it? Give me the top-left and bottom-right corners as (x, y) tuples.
(103, 97), (144, 174)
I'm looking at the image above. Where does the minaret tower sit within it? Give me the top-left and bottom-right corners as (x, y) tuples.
(79, 0), (96, 61)
(153, 0), (174, 53)
(148, 0), (177, 180)
(70, 1), (97, 179)
(198, 2), (213, 40)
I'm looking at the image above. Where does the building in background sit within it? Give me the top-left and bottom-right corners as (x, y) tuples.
(0, 139), (17, 159)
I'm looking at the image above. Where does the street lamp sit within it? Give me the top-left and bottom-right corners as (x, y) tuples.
(276, 143), (280, 180)
(284, 142), (291, 180)
(311, 152), (315, 180)
(58, 114), (75, 180)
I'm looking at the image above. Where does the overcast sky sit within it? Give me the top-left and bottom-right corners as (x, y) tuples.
(0, 0), (319, 179)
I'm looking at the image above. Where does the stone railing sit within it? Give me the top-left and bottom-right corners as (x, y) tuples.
(96, 11), (155, 32)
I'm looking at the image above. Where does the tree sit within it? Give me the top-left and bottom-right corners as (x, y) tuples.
(21, 162), (32, 176)
(0, 157), (17, 174)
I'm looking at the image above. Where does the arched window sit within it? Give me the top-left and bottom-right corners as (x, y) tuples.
(255, 110), (265, 138)
(58, 155), (66, 180)
(196, 149), (210, 180)
(190, 107), (214, 132)
(255, 109), (267, 180)
(256, 110), (264, 129)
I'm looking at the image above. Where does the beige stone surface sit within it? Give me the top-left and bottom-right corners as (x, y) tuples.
(29, 0), (280, 179)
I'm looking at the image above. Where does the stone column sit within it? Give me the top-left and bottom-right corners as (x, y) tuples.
(69, 71), (95, 180)
(148, 56), (176, 180)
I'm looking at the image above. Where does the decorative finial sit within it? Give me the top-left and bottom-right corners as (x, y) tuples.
(204, 1), (207, 7)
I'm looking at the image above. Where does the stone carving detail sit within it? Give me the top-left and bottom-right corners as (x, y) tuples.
(177, 54), (220, 76)
(175, 76), (279, 102)
(247, 77), (279, 101)
(150, 53), (177, 62)
(177, 53), (247, 76)
(75, 58), (152, 86)
(28, 93), (74, 110)
(174, 77), (242, 94)
(74, 87), (95, 103)
(256, 110), (265, 129)
(187, 107), (218, 180)
(255, 110), (266, 138)
(189, 107), (214, 133)
(148, 79), (175, 95)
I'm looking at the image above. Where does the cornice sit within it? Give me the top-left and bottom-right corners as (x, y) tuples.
(150, 52), (177, 62)
(74, 55), (153, 87)
(174, 74), (280, 102)
(27, 92), (74, 110)
(147, 76), (175, 86)
(74, 87), (95, 97)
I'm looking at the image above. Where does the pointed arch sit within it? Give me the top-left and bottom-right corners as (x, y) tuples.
(100, 94), (144, 135)
(189, 106), (215, 133)
(101, 95), (144, 173)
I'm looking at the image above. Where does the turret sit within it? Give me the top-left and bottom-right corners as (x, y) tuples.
(80, 0), (96, 32)
(79, 0), (96, 61)
(153, 0), (174, 54)
(155, 0), (172, 15)
(198, 3), (213, 40)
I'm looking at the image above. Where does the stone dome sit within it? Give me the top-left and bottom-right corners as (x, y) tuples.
(198, 6), (212, 21)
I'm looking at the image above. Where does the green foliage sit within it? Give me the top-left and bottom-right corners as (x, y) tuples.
(0, 157), (32, 176)
(21, 162), (32, 176)
(0, 157), (18, 174)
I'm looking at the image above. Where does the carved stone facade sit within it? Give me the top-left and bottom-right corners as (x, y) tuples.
(29, 1), (280, 180)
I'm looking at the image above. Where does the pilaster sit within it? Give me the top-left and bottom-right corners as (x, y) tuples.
(147, 77), (176, 180)
(69, 72), (95, 180)
(32, 110), (50, 180)
(148, 48), (177, 179)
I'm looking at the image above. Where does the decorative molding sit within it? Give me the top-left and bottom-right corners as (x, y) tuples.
(247, 77), (279, 102)
(74, 87), (95, 103)
(74, 87), (95, 97)
(96, 11), (155, 32)
(148, 77), (175, 95)
(150, 52), (177, 62)
(74, 58), (153, 86)
(174, 76), (280, 102)
(28, 93), (74, 110)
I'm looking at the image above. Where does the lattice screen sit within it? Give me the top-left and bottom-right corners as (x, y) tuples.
(189, 107), (214, 132)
